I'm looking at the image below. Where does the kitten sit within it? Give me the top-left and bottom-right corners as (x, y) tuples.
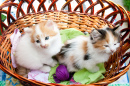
(57, 26), (120, 73)
(15, 20), (62, 73)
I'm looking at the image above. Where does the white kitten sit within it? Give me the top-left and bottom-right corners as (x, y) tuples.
(15, 20), (62, 73)
(57, 26), (120, 72)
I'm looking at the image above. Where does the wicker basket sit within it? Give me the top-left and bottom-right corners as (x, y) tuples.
(0, 0), (130, 85)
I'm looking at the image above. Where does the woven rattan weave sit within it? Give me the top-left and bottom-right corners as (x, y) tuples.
(0, 0), (130, 85)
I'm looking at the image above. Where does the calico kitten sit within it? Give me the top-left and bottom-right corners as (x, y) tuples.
(57, 26), (120, 73)
(15, 20), (62, 74)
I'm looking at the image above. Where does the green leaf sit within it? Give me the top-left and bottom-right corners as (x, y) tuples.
(1, 14), (6, 22)
(73, 63), (106, 84)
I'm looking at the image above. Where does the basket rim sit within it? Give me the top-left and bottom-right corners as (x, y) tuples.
(3, 10), (117, 35)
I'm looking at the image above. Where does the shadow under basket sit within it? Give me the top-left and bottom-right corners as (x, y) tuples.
(0, 0), (130, 85)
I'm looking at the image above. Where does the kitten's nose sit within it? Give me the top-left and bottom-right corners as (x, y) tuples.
(41, 44), (48, 48)
(111, 50), (114, 53)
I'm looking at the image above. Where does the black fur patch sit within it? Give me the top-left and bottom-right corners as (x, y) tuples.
(65, 44), (72, 48)
(84, 54), (90, 60)
(90, 36), (93, 40)
(97, 29), (106, 40)
(58, 48), (67, 57)
(58, 43), (74, 58)
(73, 62), (80, 70)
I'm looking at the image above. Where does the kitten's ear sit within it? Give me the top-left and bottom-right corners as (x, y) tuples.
(45, 20), (56, 30)
(90, 29), (102, 43)
(24, 27), (32, 33)
(113, 25), (119, 31)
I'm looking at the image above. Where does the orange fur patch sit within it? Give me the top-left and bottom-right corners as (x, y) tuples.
(107, 31), (118, 42)
(36, 35), (40, 39)
(93, 40), (106, 50)
(70, 56), (74, 63)
(39, 22), (57, 37)
(30, 21), (58, 43)
(93, 32), (110, 50)
(82, 41), (87, 54)
(105, 33), (110, 43)
(31, 26), (36, 43)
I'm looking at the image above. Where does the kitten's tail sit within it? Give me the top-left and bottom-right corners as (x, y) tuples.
(16, 65), (30, 78)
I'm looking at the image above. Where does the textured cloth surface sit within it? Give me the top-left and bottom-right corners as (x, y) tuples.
(0, 70), (6, 86)
(6, 75), (23, 86)
(28, 70), (50, 83)
(10, 29), (21, 68)
(0, 69), (23, 86)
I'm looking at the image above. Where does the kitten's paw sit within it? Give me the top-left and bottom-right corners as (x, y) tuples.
(89, 66), (99, 73)
(39, 66), (51, 72)
(51, 60), (57, 67)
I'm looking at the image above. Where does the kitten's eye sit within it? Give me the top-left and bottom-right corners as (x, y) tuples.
(45, 36), (49, 40)
(36, 40), (40, 43)
(114, 44), (116, 45)
(104, 45), (109, 47)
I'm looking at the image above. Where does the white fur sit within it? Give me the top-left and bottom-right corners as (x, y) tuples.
(15, 21), (62, 72)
